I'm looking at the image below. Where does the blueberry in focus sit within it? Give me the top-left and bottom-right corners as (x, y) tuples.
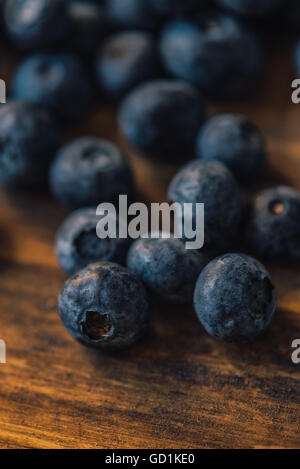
(127, 237), (206, 304)
(194, 253), (276, 343)
(168, 160), (242, 252)
(246, 186), (300, 262)
(216, 0), (282, 17)
(196, 114), (266, 183)
(0, 101), (58, 187)
(95, 31), (161, 100)
(58, 262), (150, 351)
(119, 80), (206, 162)
(11, 53), (93, 119)
(49, 137), (133, 210)
(66, 0), (109, 55)
(106, 0), (161, 32)
(160, 13), (263, 99)
(4, 0), (69, 49)
(56, 207), (132, 275)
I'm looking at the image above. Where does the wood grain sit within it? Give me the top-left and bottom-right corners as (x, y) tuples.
(0, 43), (300, 449)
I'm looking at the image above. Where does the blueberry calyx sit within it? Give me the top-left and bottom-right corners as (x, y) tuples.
(81, 310), (114, 342)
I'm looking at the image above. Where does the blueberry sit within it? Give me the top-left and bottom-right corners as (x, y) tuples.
(106, 0), (161, 32)
(95, 31), (161, 100)
(49, 137), (133, 210)
(283, 1), (300, 33)
(147, 0), (203, 15)
(168, 160), (242, 251)
(127, 236), (206, 304)
(160, 14), (263, 99)
(196, 114), (266, 183)
(58, 262), (150, 351)
(246, 186), (300, 262)
(119, 80), (206, 162)
(194, 253), (276, 343)
(66, 0), (109, 55)
(4, 0), (69, 49)
(216, 0), (282, 17)
(0, 100), (58, 187)
(56, 207), (132, 275)
(11, 53), (93, 119)
(295, 40), (300, 76)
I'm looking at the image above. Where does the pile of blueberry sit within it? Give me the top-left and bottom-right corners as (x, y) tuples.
(0, 0), (300, 352)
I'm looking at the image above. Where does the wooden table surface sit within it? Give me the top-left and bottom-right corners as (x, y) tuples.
(0, 43), (299, 449)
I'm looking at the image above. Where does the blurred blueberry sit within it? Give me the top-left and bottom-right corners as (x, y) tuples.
(216, 0), (282, 17)
(49, 137), (133, 209)
(4, 0), (69, 48)
(119, 79), (206, 162)
(11, 53), (93, 119)
(0, 100), (58, 187)
(66, 0), (109, 55)
(160, 13), (263, 99)
(147, 0), (205, 15)
(106, 0), (161, 32)
(294, 40), (300, 75)
(284, 0), (300, 33)
(95, 31), (161, 100)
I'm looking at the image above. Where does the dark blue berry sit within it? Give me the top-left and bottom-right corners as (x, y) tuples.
(246, 186), (300, 262)
(0, 100), (58, 187)
(168, 160), (242, 251)
(194, 253), (276, 343)
(11, 53), (93, 119)
(58, 262), (150, 351)
(119, 80), (206, 162)
(216, 0), (282, 17)
(196, 114), (266, 183)
(127, 236), (206, 304)
(147, 0), (202, 15)
(49, 137), (133, 210)
(4, 0), (69, 49)
(283, 1), (300, 33)
(95, 31), (161, 100)
(295, 40), (300, 76)
(160, 14), (263, 99)
(106, 0), (161, 32)
(56, 207), (132, 275)
(66, 0), (109, 55)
